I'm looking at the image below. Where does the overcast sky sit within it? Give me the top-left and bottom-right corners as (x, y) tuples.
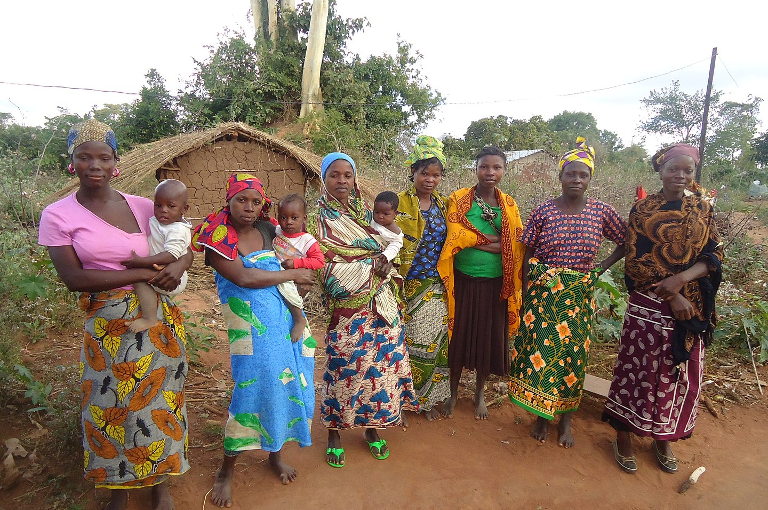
(1, 0), (765, 151)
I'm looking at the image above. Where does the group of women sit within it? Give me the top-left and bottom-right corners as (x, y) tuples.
(40, 120), (722, 509)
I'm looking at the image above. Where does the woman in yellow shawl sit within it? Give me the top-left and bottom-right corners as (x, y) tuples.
(438, 146), (524, 419)
(396, 135), (450, 420)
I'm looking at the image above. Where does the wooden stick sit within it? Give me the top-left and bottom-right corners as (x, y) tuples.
(743, 323), (764, 395)
(701, 395), (719, 418)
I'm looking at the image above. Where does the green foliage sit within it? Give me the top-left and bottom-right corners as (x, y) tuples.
(183, 312), (216, 365)
(751, 131), (768, 168)
(715, 296), (768, 361)
(121, 69), (180, 147)
(592, 269), (627, 343)
(639, 80), (722, 143)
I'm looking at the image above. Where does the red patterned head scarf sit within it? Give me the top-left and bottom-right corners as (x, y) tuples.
(652, 144), (700, 172)
(191, 173), (272, 260)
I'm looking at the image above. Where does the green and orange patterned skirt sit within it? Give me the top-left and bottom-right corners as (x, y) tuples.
(79, 290), (189, 489)
(508, 260), (599, 420)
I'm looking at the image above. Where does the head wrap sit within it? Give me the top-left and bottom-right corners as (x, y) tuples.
(191, 173), (272, 260)
(321, 152), (356, 181)
(405, 135), (446, 168)
(653, 143), (700, 171)
(67, 119), (118, 155)
(559, 136), (595, 173)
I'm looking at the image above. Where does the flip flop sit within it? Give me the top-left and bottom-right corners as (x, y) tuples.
(654, 443), (678, 473)
(367, 439), (390, 460)
(612, 441), (637, 474)
(326, 447), (345, 468)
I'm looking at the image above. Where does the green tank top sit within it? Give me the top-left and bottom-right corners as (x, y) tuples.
(454, 201), (502, 278)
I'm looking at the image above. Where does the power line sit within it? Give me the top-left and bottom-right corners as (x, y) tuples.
(0, 57), (708, 108)
(718, 55), (740, 88)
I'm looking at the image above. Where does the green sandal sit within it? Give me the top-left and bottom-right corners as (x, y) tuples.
(326, 447), (345, 468)
(368, 439), (390, 460)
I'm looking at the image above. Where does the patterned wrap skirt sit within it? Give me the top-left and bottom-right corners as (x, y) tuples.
(321, 309), (419, 429)
(79, 290), (190, 489)
(403, 278), (450, 412)
(602, 291), (704, 440)
(508, 261), (599, 419)
(449, 270), (509, 378)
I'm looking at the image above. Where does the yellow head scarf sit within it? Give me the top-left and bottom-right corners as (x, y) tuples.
(559, 136), (595, 173)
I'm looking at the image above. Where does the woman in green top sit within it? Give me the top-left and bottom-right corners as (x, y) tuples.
(437, 146), (525, 419)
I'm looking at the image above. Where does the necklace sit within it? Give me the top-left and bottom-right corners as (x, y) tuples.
(474, 189), (501, 234)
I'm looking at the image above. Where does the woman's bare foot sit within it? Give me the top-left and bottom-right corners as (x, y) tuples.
(474, 396), (489, 420)
(532, 416), (549, 442)
(269, 451), (297, 484)
(151, 482), (174, 510)
(326, 429), (344, 467)
(211, 455), (236, 508)
(557, 412), (575, 448)
(105, 490), (128, 510)
(424, 407), (442, 421)
(443, 394), (458, 417)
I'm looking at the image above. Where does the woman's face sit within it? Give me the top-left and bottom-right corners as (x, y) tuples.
(659, 155), (695, 195)
(228, 188), (264, 228)
(559, 161), (591, 198)
(413, 162), (443, 196)
(325, 160), (355, 203)
(72, 141), (116, 190)
(475, 155), (505, 188)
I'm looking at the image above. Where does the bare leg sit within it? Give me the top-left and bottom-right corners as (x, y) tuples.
(104, 490), (128, 510)
(151, 482), (174, 510)
(269, 451), (297, 484)
(210, 454), (236, 508)
(474, 372), (489, 420)
(444, 367), (461, 417)
(532, 416), (549, 442)
(557, 411), (575, 448)
(616, 430), (633, 457)
(326, 429), (344, 466)
(128, 282), (161, 333)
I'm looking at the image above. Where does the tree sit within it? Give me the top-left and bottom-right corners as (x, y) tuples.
(299, 0), (329, 118)
(638, 80), (723, 143)
(121, 69), (180, 146)
(751, 132), (768, 168)
(707, 96), (762, 166)
(547, 111), (600, 144)
(463, 116), (512, 150)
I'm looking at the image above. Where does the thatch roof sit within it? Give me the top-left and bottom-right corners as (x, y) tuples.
(53, 122), (324, 200)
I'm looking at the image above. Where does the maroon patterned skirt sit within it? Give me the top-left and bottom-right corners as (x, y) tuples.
(602, 291), (704, 440)
(449, 270), (509, 378)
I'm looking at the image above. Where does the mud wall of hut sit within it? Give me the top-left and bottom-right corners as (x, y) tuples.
(160, 139), (308, 219)
(510, 152), (558, 183)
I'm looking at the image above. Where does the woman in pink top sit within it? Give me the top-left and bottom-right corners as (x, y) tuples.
(38, 120), (192, 510)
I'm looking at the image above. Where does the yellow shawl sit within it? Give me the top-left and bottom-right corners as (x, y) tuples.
(437, 186), (525, 339)
(395, 187), (447, 278)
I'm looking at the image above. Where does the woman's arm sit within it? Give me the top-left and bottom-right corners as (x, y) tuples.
(651, 261), (709, 300)
(208, 250), (314, 288)
(150, 250), (194, 291)
(474, 242), (501, 254)
(598, 244), (626, 273)
(48, 246), (157, 292)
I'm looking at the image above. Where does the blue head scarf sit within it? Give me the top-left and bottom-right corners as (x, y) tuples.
(321, 152), (356, 181)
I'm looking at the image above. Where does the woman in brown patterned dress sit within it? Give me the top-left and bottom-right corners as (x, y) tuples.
(602, 144), (723, 474)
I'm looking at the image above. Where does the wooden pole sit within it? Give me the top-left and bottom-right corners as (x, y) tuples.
(696, 47), (717, 183)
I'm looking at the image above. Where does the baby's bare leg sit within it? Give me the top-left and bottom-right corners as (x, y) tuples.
(128, 282), (161, 332)
(287, 303), (307, 343)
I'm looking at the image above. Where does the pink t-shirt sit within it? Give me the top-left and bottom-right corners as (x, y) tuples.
(38, 193), (153, 289)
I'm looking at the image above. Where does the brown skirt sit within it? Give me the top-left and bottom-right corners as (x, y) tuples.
(449, 270), (509, 378)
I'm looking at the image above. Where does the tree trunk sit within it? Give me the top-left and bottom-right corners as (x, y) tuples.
(266, 0), (279, 45)
(250, 0), (265, 40)
(299, 0), (329, 119)
(280, 0), (297, 41)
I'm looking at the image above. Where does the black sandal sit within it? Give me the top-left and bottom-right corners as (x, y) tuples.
(612, 441), (638, 474)
(654, 442), (678, 473)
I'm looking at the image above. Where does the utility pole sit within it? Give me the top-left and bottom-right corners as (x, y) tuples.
(697, 47), (717, 183)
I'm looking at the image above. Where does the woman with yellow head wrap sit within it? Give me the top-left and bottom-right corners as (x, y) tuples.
(509, 137), (627, 448)
(396, 135), (451, 420)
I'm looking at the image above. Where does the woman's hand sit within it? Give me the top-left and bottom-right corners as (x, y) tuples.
(290, 268), (315, 285)
(475, 242), (501, 254)
(651, 274), (686, 300)
(374, 260), (394, 278)
(121, 250), (143, 268)
(149, 263), (181, 291)
(669, 293), (695, 321)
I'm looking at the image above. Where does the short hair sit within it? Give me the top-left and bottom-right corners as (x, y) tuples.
(474, 146), (507, 168)
(278, 193), (306, 211)
(374, 191), (399, 210)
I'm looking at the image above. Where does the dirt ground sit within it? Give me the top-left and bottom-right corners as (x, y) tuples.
(2, 288), (768, 510)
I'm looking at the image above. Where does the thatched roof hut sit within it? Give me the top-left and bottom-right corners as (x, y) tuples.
(54, 122), (324, 220)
